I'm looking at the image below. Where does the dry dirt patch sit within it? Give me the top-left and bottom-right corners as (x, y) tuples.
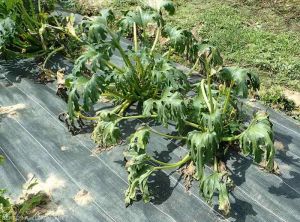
(0, 103), (26, 118)
(284, 89), (300, 107)
(74, 189), (93, 206)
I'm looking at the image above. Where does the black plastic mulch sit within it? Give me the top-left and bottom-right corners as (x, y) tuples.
(0, 57), (300, 222)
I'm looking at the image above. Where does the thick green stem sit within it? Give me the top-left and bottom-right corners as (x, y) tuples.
(76, 112), (98, 121)
(201, 79), (212, 113)
(150, 28), (160, 55)
(119, 114), (157, 121)
(118, 100), (132, 115)
(133, 23), (138, 53)
(153, 154), (191, 170)
(150, 157), (175, 166)
(107, 29), (135, 71)
(104, 60), (124, 73)
(222, 81), (234, 114)
(205, 61), (214, 113)
(149, 127), (187, 140)
(184, 120), (202, 130)
(187, 57), (200, 76)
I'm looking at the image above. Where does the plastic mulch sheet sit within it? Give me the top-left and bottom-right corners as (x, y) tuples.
(0, 56), (300, 222)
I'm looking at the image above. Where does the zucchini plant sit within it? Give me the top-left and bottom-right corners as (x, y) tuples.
(0, 0), (81, 69)
(66, 2), (277, 215)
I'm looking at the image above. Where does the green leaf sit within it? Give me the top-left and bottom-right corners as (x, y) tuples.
(218, 67), (260, 98)
(201, 110), (223, 136)
(197, 44), (223, 67)
(188, 131), (219, 180)
(141, 0), (175, 15)
(91, 111), (121, 147)
(124, 128), (153, 205)
(143, 88), (187, 127)
(163, 25), (193, 54)
(18, 192), (49, 216)
(239, 112), (275, 171)
(200, 172), (230, 215)
(120, 8), (158, 30)
(128, 127), (150, 153)
(151, 57), (188, 90)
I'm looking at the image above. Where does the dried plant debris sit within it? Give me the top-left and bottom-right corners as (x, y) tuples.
(274, 140), (285, 150)
(73, 190), (93, 206)
(180, 161), (196, 191)
(0, 175), (65, 221)
(56, 69), (68, 102)
(0, 104), (26, 118)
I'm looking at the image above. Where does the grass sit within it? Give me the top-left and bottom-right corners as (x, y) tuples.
(167, 0), (300, 91)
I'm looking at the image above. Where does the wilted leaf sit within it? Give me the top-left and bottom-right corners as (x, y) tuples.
(239, 112), (275, 171)
(218, 67), (260, 98)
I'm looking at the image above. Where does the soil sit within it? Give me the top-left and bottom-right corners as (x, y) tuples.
(284, 89), (300, 107)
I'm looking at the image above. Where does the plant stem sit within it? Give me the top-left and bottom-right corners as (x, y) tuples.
(118, 100), (132, 115)
(76, 112), (98, 121)
(205, 61), (214, 113)
(153, 154), (191, 170)
(150, 27), (160, 55)
(184, 120), (202, 130)
(133, 22), (138, 53)
(107, 29), (135, 71)
(150, 157), (177, 166)
(119, 114), (157, 121)
(201, 79), (212, 113)
(149, 127), (187, 140)
(187, 57), (200, 76)
(104, 60), (124, 73)
(223, 81), (234, 114)
(42, 46), (65, 69)
(221, 134), (241, 142)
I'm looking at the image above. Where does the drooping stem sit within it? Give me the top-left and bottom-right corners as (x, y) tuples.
(119, 114), (157, 121)
(153, 154), (191, 170)
(150, 157), (177, 166)
(42, 46), (65, 69)
(76, 112), (98, 121)
(187, 56), (200, 76)
(184, 120), (203, 130)
(150, 27), (160, 55)
(221, 134), (241, 142)
(149, 127), (187, 140)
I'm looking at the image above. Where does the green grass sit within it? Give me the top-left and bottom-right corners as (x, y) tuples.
(167, 0), (300, 91)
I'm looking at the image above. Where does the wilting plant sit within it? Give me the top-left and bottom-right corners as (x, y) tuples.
(0, 0), (82, 69)
(66, 2), (277, 215)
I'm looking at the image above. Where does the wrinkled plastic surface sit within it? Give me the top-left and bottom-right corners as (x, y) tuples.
(0, 57), (300, 222)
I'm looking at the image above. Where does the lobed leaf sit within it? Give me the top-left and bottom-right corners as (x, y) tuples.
(143, 88), (187, 127)
(91, 111), (121, 147)
(200, 172), (230, 215)
(239, 112), (275, 171)
(218, 67), (260, 98)
(188, 131), (219, 180)
(124, 128), (153, 205)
